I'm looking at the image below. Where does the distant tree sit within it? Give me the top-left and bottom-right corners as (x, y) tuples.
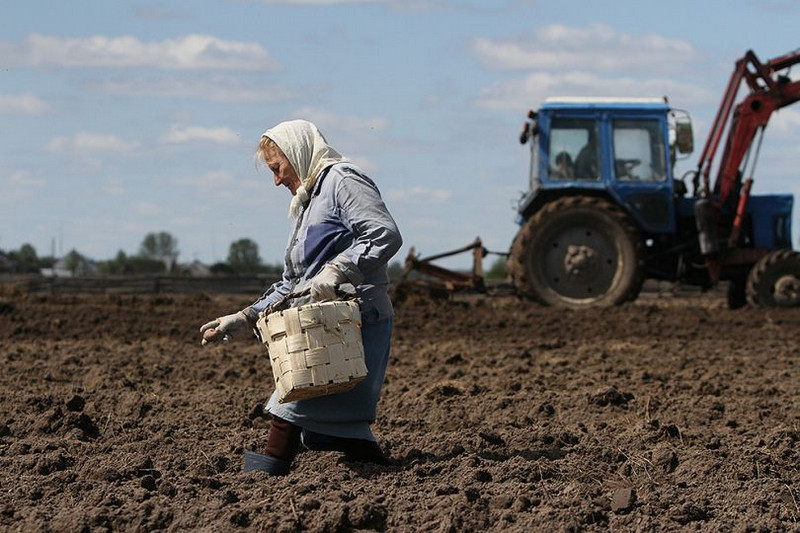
(139, 232), (179, 271)
(0, 248), (15, 273)
(210, 262), (237, 276)
(98, 250), (130, 275)
(62, 249), (85, 276)
(126, 256), (168, 275)
(113, 250), (129, 273)
(18, 244), (38, 267)
(485, 256), (507, 280)
(38, 256), (55, 269)
(227, 238), (262, 274)
(9, 243), (39, 273)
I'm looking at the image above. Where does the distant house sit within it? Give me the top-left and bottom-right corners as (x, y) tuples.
(41, 254), (98, 277)
(179, 260), (212, 278)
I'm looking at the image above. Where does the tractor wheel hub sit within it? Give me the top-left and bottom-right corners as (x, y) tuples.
(564, 245), (597, 278)
(774, 274), (800, 305)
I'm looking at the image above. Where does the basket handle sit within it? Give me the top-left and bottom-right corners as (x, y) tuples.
(254, 283), (358, 344)
(265, 283), (357, 315)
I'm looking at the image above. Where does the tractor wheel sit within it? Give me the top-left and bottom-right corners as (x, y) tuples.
(507, 196), (645, 308)
(745, 249), (800, 307)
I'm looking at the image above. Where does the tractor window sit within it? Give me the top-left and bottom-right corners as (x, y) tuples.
(612, 120), (667, 182)
(548, 118), (599, 181)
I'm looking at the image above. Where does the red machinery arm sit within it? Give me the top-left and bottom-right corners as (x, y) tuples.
(696, 49), (800, 207)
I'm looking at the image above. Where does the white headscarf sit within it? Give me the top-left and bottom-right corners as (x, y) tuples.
(262, 120), (348, 218)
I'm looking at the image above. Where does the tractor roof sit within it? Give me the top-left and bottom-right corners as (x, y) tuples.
(541, 97), (670, 111)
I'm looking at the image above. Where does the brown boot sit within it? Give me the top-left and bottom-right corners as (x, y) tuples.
(265, 415), (302, 462)
(244, 416), (301, 475)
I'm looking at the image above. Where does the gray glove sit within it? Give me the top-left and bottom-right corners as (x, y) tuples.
(200, 311), (250, 346)
(311, 263), (348, 302)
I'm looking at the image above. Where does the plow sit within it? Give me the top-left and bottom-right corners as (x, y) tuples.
(394, 237), (512, 298)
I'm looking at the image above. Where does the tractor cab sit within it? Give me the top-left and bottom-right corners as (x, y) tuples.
(518, 97), (693, 235)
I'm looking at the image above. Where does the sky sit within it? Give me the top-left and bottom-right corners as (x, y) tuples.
(2, 0), (800, 270)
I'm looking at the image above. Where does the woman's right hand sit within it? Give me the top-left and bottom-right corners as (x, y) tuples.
(199, 311), (249, 346)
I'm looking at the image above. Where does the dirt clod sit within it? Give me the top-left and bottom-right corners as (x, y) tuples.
(611, 487), (636, 513)
(65, 395), (85, 412)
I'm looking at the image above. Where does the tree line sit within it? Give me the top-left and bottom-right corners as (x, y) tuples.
(1, 231), (415, 279)
(0, 232), (282, 277)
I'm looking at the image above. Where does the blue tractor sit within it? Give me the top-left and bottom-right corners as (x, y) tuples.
(507, 50), (800, 309)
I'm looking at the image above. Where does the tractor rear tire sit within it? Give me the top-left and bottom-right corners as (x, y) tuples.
(745, 249), (800, 307)
(507, 196), (645, 308)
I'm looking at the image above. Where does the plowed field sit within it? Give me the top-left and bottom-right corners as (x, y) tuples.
(1, 286), (798, 531)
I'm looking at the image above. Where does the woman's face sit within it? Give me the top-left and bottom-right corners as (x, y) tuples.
(263, 144), (301, 195)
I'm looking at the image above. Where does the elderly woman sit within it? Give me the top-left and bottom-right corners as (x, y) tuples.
(200, 120), (402, 476)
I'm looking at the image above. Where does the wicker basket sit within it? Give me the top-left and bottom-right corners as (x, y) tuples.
(256, 300), (368, 404)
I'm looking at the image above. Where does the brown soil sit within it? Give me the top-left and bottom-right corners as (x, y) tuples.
(0, 286), (798, 531)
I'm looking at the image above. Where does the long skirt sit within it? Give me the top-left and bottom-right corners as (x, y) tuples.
(265, 318), (393, 442)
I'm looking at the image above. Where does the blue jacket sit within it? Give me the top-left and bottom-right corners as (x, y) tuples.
(247, 163), (402, 322)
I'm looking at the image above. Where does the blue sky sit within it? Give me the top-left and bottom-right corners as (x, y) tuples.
(2, 0), (799, 269)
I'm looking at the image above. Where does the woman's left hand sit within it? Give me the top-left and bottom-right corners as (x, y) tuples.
(311, 264), (348, 302)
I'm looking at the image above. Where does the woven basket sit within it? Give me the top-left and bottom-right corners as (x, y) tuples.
(256, 300), (368, 404)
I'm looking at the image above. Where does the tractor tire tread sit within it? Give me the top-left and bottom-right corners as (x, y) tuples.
(745, 249), (800, 307)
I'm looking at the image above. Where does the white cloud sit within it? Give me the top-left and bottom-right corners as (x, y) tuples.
(477, 71), (716, 110)
(170, 170), (278, 211)
(280, 107), (389, 171)
(171, 170), (237, 188)
(94, 76), (294, 102)
(1, 170), (46, 205)
(291, 107), (389, 136)
(47, 132), (140, 154)
(7, 170), (46, 188)
(160, 125), (241, 145)
(4, 33), (279, 71)
(770, 108), (800, 136)
(472, 23), (694, 74)
(386, 185), (452, 203)
(0, 93), (51, 115)
(346, 155), (378, 174)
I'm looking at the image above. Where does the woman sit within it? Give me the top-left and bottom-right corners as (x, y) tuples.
(200, 119), (402, 476)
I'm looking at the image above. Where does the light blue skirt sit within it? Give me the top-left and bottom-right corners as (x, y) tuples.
(266, 318), (393, 442)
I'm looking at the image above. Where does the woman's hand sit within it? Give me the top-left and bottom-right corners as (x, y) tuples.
(311, 264), (348, 302)
(199, 311), (250, 345)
